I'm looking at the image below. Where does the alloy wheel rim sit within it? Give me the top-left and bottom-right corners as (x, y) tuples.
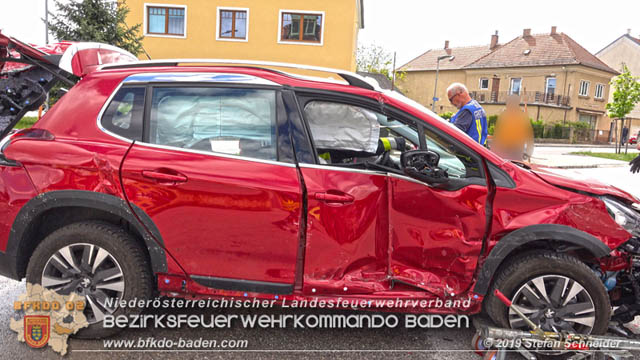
(508, 275), (596, 334)
(41, 243), (124, 324)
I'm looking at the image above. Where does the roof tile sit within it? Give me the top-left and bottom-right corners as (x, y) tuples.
(401, 32), (618, 75)
(628, 35), (640, 46)
(466, 33), (618, 74)
(400, 45), (494, 71)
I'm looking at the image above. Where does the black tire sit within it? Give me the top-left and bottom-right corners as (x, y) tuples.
(484, 251), (610, 335)
(26, 221), (154, 339)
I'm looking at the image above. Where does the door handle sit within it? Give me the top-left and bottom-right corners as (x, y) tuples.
(314, 192), (354, 203)
(141, 170), (188, 183)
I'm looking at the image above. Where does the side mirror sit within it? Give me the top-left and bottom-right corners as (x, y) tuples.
(401, 150), (449, 184)
(401, 150), (440, 168)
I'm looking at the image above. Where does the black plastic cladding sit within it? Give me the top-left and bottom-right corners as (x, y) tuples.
(2, 190), (168, 280)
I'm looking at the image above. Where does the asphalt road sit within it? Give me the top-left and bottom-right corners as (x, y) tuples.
(1, 277), (488, 359)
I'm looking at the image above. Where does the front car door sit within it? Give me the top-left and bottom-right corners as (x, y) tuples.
(387, 122), (490, 297)
(291, 93), (393, 295)
(117, 74), (302, 293)
(293, 90), (490, 298)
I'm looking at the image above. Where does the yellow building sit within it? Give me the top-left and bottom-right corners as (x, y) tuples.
(399, 27), (619, 141)
(123, 0), (364, 71)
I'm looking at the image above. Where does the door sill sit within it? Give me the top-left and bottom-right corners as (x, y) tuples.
(190, 275), (294, 295)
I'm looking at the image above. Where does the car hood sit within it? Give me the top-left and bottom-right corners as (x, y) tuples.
(529, 165), (639, 203)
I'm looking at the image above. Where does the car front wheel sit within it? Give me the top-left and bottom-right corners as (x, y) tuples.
(485, 251), (610, 335)
(26, 221), (154, 338)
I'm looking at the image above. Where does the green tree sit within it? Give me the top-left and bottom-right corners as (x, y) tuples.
(606, 65), (640, 153)
(607, 65), (640, 119)
(46, 0), (144, 56)
(356, 44), (392, 76)
(356, 43), (405, 83)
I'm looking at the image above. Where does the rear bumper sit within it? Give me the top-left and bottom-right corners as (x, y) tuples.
(0, 250), (21, 280)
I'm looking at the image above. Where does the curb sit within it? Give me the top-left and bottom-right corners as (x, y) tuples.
(534, 143), (632, 149)
(533, 164), (627, 169)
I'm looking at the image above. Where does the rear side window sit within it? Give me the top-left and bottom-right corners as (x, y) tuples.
(148, 87), (277, 161)
(101, 87), (145, 141)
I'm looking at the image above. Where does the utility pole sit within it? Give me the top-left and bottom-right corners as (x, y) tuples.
(391, 52), (396, 91)
(45, 0), (49, 44)
(43, 0), (50, 112)
(432, 55), (454, 112)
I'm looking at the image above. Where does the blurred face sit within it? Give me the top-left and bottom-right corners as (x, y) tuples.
(448, 90), (464, 109)
(506, 95), (520, 109)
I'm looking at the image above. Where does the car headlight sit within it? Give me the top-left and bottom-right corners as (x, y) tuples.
(602, 196), (640, 237)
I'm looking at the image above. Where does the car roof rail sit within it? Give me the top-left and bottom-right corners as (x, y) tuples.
(99, 59), (380, 91)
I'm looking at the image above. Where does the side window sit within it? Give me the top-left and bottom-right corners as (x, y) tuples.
(302, 100), (419, 165)
(425, 129), (482, 179)
(101, 87), (145, 141)
(300, 99), (482, 181)
(148, 87), (277, 161)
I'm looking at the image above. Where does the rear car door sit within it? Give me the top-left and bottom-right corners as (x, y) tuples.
(118, 76), (302, 293)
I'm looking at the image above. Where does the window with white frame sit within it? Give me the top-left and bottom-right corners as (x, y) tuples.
(546, 77), (556, 95)
(510, 78), (522, 95)
(279, 10), (324, 44)
(146, 4), (186, 37)
(595, 83), (605, 99)
(479, 78), (489, 90)
(217, 8), (248, 41)
(579, 80), (590, 97)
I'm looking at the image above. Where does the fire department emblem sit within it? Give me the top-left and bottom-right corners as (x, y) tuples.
(24, 315), (50, 348)
(11, 284), (89, 355)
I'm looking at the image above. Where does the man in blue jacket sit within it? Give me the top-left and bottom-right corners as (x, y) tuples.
(446, 83), (488, 145)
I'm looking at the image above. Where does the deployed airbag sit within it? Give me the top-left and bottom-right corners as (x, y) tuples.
(304, 101), (380, 153)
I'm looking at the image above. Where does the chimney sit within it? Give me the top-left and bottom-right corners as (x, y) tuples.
(444, 40), (449, 49)
(523, 28), (531, 37)
(627, 29), (632, 35)
(490, 31), (499, 50)
(550, 26), (557, 35)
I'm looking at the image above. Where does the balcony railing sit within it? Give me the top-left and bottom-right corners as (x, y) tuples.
(470, 90), (570, 107)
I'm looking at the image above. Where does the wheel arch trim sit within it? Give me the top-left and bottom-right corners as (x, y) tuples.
(6, 190), (168, 278)
(473, 224), (611, 295)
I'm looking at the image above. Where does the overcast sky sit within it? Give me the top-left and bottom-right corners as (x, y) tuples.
(1, 1), (49, 44)
(2, 0), (638, 67)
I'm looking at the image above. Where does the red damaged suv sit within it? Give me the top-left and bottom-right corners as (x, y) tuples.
(2, 33), (640, 338)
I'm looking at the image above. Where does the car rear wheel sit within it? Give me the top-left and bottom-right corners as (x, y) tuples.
(485, 251), (610, 335)
(26, 221), (154, 338)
